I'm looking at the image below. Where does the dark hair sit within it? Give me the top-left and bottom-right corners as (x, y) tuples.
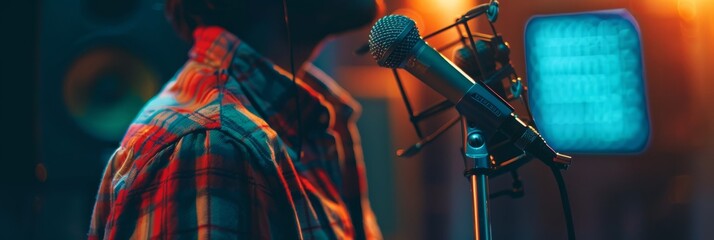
(164, 0), (244, 41)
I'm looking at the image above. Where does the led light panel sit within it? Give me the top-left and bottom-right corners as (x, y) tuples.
(524, 9), (650, 153)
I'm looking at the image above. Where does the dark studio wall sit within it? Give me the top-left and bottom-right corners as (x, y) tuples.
(4, 0), (189, 239)
(0, 1), (40, 239)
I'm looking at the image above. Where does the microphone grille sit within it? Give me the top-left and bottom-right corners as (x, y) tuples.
(368, 15), (421, 68)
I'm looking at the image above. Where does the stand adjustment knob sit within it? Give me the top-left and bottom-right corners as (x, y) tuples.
(468, 132), (485, 148)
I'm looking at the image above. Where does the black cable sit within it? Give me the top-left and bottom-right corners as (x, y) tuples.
(506, 17), (574, 237)
(550, 166), (576, 240)
(520, 88), (538, 129)
(281, 0), (302, 162)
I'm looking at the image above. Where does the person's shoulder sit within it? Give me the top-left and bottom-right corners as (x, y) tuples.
(167, 128), (254, 161)
(118, 62), (222, 148)
(120, 99), (280, 163)
(119, 59), (285, 161)
(142, 128), (285, 182)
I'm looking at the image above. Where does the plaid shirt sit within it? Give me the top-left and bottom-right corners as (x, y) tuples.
(88, 26), (382, 239)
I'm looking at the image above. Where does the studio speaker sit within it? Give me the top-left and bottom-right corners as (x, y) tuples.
(36, 0), (188, 238)
(38, 0), (189, 180)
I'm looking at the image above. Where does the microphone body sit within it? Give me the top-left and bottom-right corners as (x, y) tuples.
(369, 15), (570, 167)
(407, 41), (511, 133)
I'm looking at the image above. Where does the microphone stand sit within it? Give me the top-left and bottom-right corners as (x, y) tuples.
(462, 117), (493, 240)
(370, 2), (573, 239)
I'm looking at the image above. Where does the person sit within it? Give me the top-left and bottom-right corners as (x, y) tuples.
(88, 0), (383, 239)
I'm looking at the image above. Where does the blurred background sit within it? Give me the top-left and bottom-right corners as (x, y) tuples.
(2, 0), (714, 239)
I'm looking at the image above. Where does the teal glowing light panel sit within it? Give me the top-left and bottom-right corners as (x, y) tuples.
(524, 9), (650, 153)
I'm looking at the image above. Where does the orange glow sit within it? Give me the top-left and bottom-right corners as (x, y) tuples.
(642, 0), (714, 22)
(413, 0), (473, 16)
(407, 0), (477, 46)
(683, 0), (714, 125)
(641, 0), (680, 17)
(678, 0), (697, 22)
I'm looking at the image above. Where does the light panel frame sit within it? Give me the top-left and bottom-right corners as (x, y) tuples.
(524, 9), (650, 154)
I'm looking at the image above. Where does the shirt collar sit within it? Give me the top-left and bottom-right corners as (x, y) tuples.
(190, 26), (241, 70)
(189, 26), (331, 142)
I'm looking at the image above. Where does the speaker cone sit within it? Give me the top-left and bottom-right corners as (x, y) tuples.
(63, 47), (159, 141)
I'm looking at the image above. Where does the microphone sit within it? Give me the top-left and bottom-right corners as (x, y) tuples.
(368, 15), (570, 168)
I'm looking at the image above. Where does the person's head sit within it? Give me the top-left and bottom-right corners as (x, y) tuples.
(165, 0), (382, 42)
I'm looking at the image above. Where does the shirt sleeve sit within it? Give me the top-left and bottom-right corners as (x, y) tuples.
(88, 129), (299, 239)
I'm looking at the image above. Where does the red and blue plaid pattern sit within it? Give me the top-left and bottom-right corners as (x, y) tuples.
(88, 26), (382, 239)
